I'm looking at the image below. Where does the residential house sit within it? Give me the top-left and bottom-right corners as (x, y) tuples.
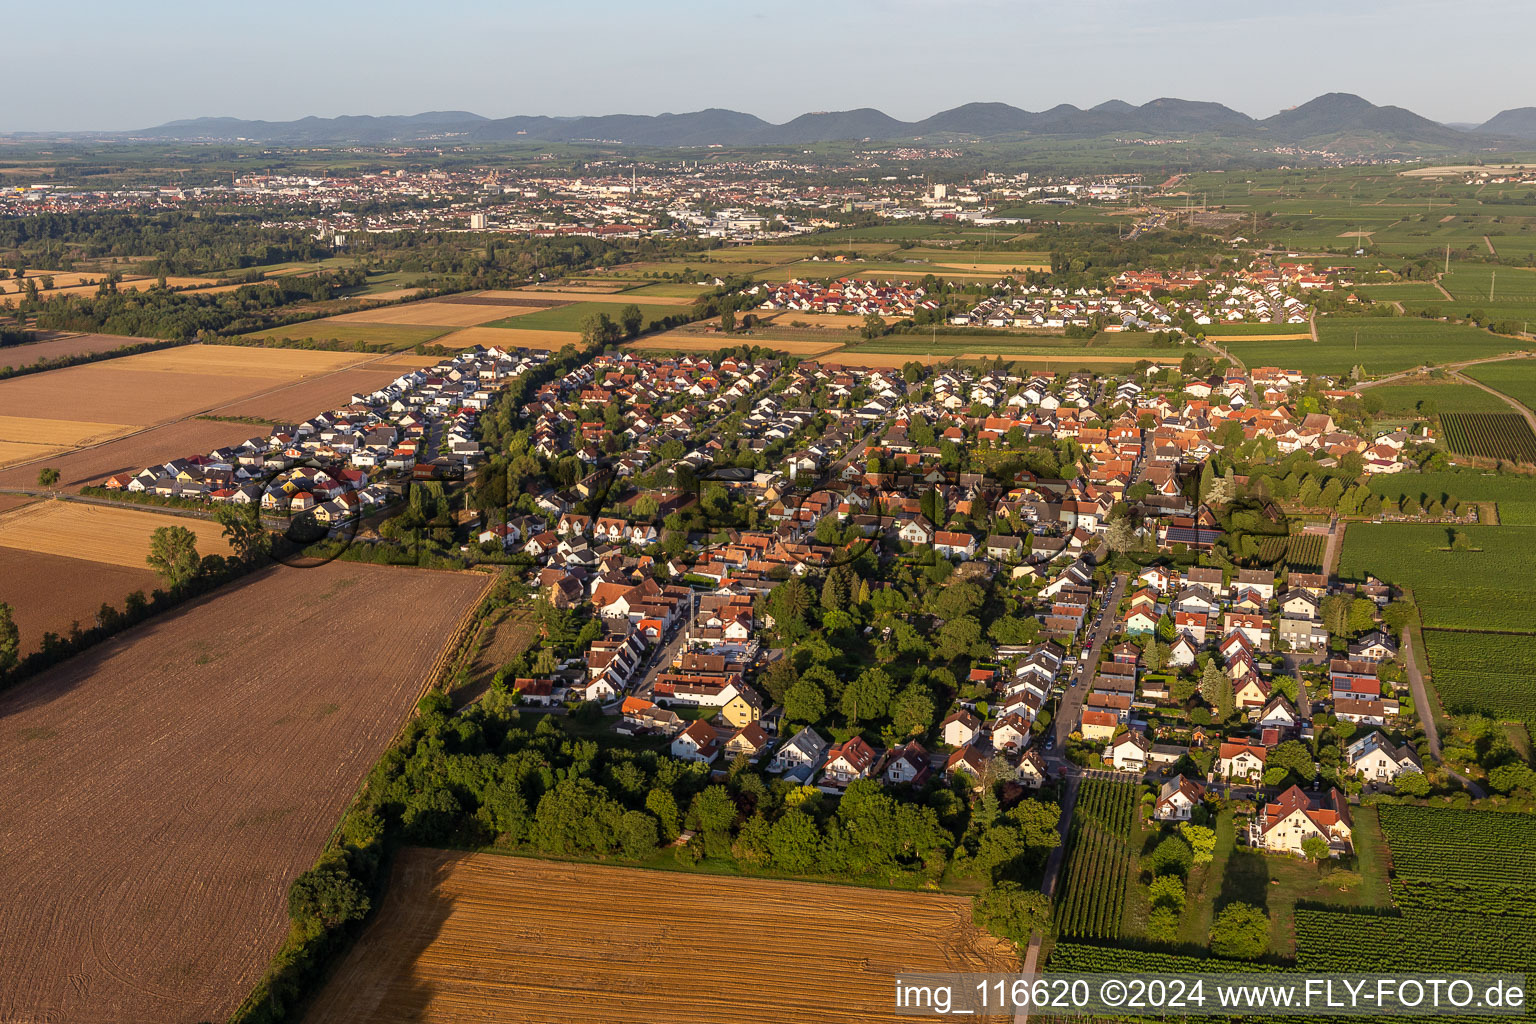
(1258, 784), (1353, 856)
(1154, 776), (1206, 821)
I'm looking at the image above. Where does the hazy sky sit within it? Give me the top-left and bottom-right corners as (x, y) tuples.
(9, 0), (1531, 131)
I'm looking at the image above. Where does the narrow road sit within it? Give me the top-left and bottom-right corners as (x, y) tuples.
(1400, 625), (1440, 759)
(1016, 771), (1082, 1024)
(1399, 624), (1486, 797)
(1449, 367), (1536, 434)
(1321, 516), (1343, 578)
(1357, 350), (1535, 390)
(1051, 572), (1128, 751)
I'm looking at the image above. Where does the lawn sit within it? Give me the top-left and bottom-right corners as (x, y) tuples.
(487, 301), (695, 333)
(1214, 812), (1390, 958)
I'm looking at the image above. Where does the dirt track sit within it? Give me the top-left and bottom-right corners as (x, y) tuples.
(0, 562), (490, 1024)
(304, 848), (1017, 1024)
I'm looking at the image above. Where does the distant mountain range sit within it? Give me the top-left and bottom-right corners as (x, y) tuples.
(42, 93), (1536, 149)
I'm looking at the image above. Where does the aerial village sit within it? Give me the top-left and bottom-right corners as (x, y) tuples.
(366, 346), (1441, 862)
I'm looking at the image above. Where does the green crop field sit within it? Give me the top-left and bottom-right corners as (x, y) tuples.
(242, 321), (449, 350)
(1463, 358), (1536, 413)
(1233, 317), (1528, 377)
(1377, 805), (1536, 913)
(1055, 780), (1136, 941)
(1339, 523), (1536, 631)
(1199, 321), (1308, 336)
(1369, 381), (1512, 415)
(488, 301), (694, 333)
(1442, 264), (1536, 305)
(1357, 283), (1450, 303)
(1367, 469), (1536, 525)
(1422, 630), (1536, 721)
(1440, 412), (1536, 462)
(1283, 533), (1326, 571)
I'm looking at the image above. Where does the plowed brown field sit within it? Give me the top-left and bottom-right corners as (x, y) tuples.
(0, 546), (158, 654)
(304, 849), (1017, 1024)
(0, 562), (492, 1024)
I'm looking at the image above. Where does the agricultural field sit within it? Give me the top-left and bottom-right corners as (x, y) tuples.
(434, 326), (582, 351)
(1235, 317), (1529, 377)
(1376, 805), (1536, 915)
(1421, 629), (1536, 721)
(1055, 780), (1136, 941)
(1339, 523), (1536, 632)
(1281, 532), (1326, 571)
(486, 300), (693, 333)
(302, 848), (1017, 1024)
(242, 321), (450, 350)
(1440, 412), (1536, 462)
(0, 345), (407, 487)
(1368, 381), (1513, 416)
(0, 499), (233, 567)
(628, 332), (845, 357)
(0, 546), (157, 655)
(1463, 357), (1536, 413)
(326, 300), (526, 328)
(0, 331), (164, 370)
(1366, 469), (1536, 525)
(1356, 282), (1452, 303)
(473, 287), (689, 306)
(0, 417), (262, 492)
(0, 562), (491, 1024)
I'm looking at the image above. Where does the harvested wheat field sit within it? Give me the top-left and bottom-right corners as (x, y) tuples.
(0, 562), (492, 1024)
(1207, 332), (1312, 341)
(0, 344), (368, 425)
(0, 546), (157, 654)
(305, 849), (1017, 1024)
(763, 311), (899, 328)
(210, 363), (435, 423)
(0, 414), (140, 468)
(454, 326), (582, 350)
(326, 301), (519, 327)
(0, 500), (233, 567)
(0, 418), (265, 492)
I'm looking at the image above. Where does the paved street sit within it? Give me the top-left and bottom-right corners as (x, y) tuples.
(1050, 571), (1128, 755)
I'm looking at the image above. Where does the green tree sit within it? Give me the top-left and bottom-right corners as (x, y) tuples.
(1147, 835), (1194, 878)
(784, 674), (827, 724)
(1394, 770), (1432, 797)
(213, 503), (270, 563)
(889, 684), (936, 739)
(971, 882), (1052, 946)
(287, 862), (369, 934)
(1148, 874), (1186, 912)
(1179, 823), (1216, 864)
(1300, 834), (1331, 874)
(841, 667), (894, 724)
(37, 466), (59, 489)
(1200, 659), (1234, 719)
(619, 303), (644, 338)
(861, 313), (888, 340)
(146, 525), (201, 587)
(720, 308), (736, 333)
(1209, 902), (1269, 960)
(1268, 740), (1316, 784)
(0, 602), (18, 674)
(618, 810), (659, 859)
